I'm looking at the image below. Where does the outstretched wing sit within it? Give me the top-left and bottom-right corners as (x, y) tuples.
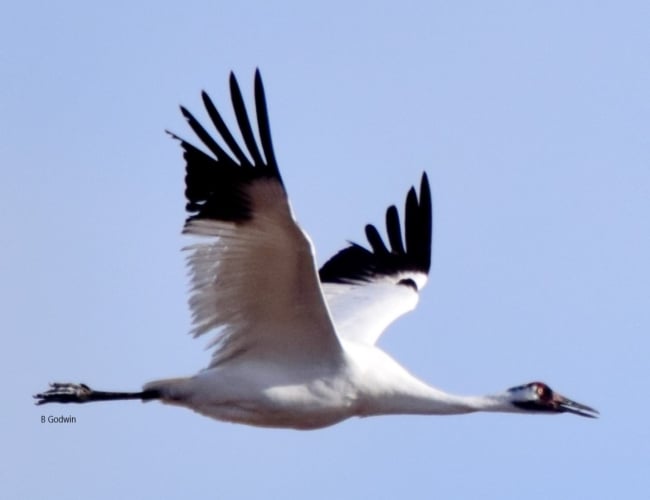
(319, 174), (432, 345)
(170, 70), (342, 368)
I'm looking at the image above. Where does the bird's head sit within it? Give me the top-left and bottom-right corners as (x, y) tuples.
(506, 381), (599, 418)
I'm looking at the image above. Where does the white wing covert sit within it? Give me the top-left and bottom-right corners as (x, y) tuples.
(319, 174), (432, 345)
(170, 71), (342, 368)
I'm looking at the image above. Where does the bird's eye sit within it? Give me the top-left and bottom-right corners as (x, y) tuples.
(535, 384), (551, 401)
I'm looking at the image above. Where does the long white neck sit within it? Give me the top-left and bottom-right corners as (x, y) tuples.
(354, 350), (515, 417)
(361, 379), (513, 417)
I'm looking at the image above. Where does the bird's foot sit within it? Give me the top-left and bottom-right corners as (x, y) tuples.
(33, 382), (93, 405)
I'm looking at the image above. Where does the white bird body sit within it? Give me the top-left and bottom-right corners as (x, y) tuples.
(145, 343), (464, 429)
(34, 71), (598, 426)
(157, 364), (354, 430)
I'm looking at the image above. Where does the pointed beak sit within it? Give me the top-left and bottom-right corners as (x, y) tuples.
(553, 393), (599, 418)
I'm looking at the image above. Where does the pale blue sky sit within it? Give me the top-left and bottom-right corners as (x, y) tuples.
(3, 2), (649, 499)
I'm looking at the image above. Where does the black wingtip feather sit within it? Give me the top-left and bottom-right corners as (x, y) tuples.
(201, 90), (253, 168)
(170, 71), (284, 224)
(365, 224), (389, 255)
(254, 70), (280, 175)
(386, 205), (405, 254)
(319, 173), (432, 286)
(229, 73), (266, 168)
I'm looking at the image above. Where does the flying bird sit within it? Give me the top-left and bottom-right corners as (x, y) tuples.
(34, 71), (598, 429)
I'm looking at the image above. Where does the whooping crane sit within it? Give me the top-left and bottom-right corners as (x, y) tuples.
(34, 71), (598, 429)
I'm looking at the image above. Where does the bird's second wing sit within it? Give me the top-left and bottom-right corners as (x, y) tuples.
(171, 71), (342, 368)
(319, 174), (432, 345)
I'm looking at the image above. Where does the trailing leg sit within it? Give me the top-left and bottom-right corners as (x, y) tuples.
(33, 382), (160, 405)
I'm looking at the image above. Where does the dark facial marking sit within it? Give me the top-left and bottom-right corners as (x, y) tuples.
(509, 382), (560, 413)
(511, 400), (559, 413)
